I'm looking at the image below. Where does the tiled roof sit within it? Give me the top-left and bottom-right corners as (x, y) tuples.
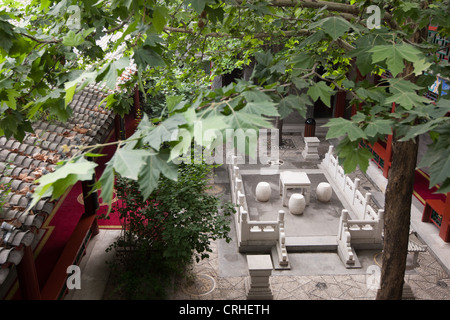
(0, 83), (115, 286)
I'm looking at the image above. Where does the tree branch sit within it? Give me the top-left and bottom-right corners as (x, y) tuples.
(20, 33), (62, 44)
(163, 26), (311, 39)
(234, 0), (394, 25)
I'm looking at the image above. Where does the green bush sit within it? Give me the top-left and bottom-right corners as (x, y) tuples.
(107, 161), (234, 299)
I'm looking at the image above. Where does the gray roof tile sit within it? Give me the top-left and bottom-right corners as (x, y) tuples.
(0, 83), (116, 286)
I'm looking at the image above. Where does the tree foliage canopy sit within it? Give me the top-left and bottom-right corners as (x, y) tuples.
(1, 0), (449, 212)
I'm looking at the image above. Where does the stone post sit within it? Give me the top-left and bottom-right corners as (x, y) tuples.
(302, 137), (320, 160)
(246, 255), (273, 300)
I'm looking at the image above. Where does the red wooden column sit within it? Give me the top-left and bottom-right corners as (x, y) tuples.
(81, 176), (99, 236)
(334, 90), (346, 118)
(16, 246), (41, 300)
(439, 193), (450, 242)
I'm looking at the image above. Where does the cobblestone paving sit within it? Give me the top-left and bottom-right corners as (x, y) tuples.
(168, 239), (450, 300)
(169, 133), (450, 300)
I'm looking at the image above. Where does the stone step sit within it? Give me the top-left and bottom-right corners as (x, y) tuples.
(285, 236), (338, 252)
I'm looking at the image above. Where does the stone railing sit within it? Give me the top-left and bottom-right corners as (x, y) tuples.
(320, 146), (384, 222)
(321, 146), (384, 267)
(229, 156), (288, 267)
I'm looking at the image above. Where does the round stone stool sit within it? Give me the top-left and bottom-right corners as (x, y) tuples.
(256, 182), (271, 202)
(289, 193), (306, 215)
(316, 182), (332, 202)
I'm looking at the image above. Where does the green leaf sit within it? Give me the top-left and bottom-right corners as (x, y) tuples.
(399, 118), (445, 141)
(141, 113), (187, 151)
(5, 89), (19, 109)
(277, 94), (311, 119)
(134, 46), (166, 69)
(298, 30), (326, 48)
(112, 148), (154, 180)
(98, 56), (130, 89)
(323, 117), (367, 141)
(309, 16), (353, 40)
(291, 52), (314, 69)
(190, 0), (206, 14)
(364, 119), (393, 138)
(307, 81), (334, 108)
(369, 43), (422, 77)
(205, 6), (224, 24)
(292, 78), (309, 90)
(0, 29), (14, 53)
(339, 142), (374, 173)
(138, 152), (178, 199)
(224, 110), (272, 131)
(96, 161), (115, 215)
(428, 148), (450, 188)
(385, 78), (429, 110)
(166, 95), (184, 113)
(255, 51), (273, 67)
(242, 100), (279, 117)
(62, 30), (85, 47)
(242, 89), (271, 103)
(152, 6), (168, 33)
(30, 157), (97, 210)
(413, 58), (433, 76)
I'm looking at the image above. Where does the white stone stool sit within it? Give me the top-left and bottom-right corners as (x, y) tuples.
(256, 182), (271, 202)
(316, 182), (332, 202)
(288, 193), (306, 215)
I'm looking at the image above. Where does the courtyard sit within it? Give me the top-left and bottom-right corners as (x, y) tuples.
(66, 122), (450, 300)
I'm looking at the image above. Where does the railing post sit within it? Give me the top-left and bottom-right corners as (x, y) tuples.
(363, 193), (371, 219)
(241, 210), (249, 242)
(353, 178), (360, 205)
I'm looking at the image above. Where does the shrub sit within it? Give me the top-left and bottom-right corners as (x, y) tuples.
(107, 161), (234, 299)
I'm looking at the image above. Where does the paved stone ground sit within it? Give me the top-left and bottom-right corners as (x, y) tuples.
(95, 127), (450, 301)
(167, 132), (450, 300)
(168, 238), (450, 300)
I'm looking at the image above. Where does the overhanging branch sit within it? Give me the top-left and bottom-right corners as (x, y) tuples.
(234, 0), (394, 25)
(163, 26), (311, 39)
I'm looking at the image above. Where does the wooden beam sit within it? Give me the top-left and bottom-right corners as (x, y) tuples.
(16, 246), (41, 300)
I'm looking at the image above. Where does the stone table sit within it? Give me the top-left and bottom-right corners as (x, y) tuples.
(279, 171), (311, 207)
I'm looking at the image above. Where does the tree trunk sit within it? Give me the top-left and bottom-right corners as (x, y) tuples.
(275, 117), (283, 146)
(376, 137), (419, 299)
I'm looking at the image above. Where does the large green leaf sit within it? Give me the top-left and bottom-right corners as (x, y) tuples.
(96, 161), (115, 215)
(324, 117), (368, 141)
(385, 78), (429, 110)
(141, 113), (188, 150)
(190, 0), (206, 14)
(277, 94), (311, 119)
(337, 140), (374, 173)
(152, 6), (169, 33)
(369, 43), (422, 77)
(242, 100), (279, 117)
(134, 45), (166, 69)
(138, 152), (178, 199)
(418, 121), (450, 192)
(29, 156), (98, 210)
(112, 148), (152, 180)
(224, 110), (273, 131)
(307, 81), (334, 108)
(309, 16), (353, 40)
(364, 119), (393, 138)
(290, 52), (314, 69)
(62, 30), (85, 47)
(97, 57), (130, 89)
